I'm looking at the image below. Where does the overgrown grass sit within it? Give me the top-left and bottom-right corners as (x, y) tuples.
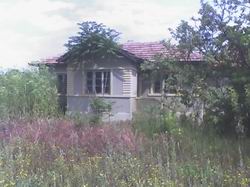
(0, 117), (249, 186)
(0, 68), (250, 186)
(132, 106), (178, 138)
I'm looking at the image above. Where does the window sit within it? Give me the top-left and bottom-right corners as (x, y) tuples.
(150, 79), (163, 94)
(153, 80), (162, 94)
(86, 71), (111, 95)
(57, 74), (67, 94)
(150, 75), (172, 95)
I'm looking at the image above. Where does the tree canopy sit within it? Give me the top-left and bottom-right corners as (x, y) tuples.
(144, 0), (250, 136)
(59, 21), (121, 64)
(171, 0), (250, 67)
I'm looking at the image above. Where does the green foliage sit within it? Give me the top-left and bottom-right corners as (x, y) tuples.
(133, 106), (179, 138)
(0, 67), (59, 119)
(171, 0), (250, 66)
(60, 21), (121, 64)
(204, 86), (239, 135)
(65, 98), (113, 127)
(90, 97), (112, 124)
(66, 112), (90, 127)
(147, 0), (250, 136)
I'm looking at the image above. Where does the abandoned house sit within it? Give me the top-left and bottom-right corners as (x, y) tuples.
(31, 42), (203, 121)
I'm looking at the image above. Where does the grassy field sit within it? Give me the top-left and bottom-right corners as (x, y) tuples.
(0, 117), (250, 187)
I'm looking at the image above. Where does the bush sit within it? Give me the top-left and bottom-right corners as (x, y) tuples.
(203, 85), (250, 136)
(89, 97), (112, 124)
(0, 67), (60, 119)
(66, 112), (90, 127)
(132, 106), (179, 138)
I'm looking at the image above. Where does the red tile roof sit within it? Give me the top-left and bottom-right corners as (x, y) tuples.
(40, 57), (60, 64)
(122, 42), (165, 60)
(122, 42), (203, 61)
(29, 57), (61, 66)
(33, 42), (203, 65)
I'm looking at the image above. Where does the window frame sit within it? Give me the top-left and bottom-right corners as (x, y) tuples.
(85, 70), (111, 95)
(148, 75), (177, 97)
(149, 78), (165, 95)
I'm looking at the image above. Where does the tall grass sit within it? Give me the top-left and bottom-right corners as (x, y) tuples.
(132, 108), (250, 186)
(0, 118), (249, 186)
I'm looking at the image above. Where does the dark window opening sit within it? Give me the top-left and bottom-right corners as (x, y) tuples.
(103, 72), (110, 94)
(153, 80), (161, 94)
(95, 72), (102, 94)
(86, 72), (93, 94)
(57, 74), (67, 95)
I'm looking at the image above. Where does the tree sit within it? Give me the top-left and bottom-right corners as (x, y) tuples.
(171, 0), (250, 67)
(144, 0), (250, 136)
(171, 0), (250, 136)
(59, 21), (121, 64)
(0, 68), (59, 119)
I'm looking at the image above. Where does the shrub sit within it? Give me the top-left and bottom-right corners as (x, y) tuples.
(132, 106), (179, 138)
(0, 67), (60, 119)
(66, 112), (90, 127)
(89, 97), (112, 124)
(203, 85), (250, 136)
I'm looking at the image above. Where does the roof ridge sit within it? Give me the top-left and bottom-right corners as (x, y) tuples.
(31, 41), (203, 65)
(122, 41), (162, 45)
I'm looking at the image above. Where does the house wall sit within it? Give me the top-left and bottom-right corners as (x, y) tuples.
(65, 57), (138, 121)
(67, 96), (134, 121)
(112, 69), (123, 95)
(52, 61), (204, 121)
(136, 96), (204, 122)
(136, 72), (204, 120)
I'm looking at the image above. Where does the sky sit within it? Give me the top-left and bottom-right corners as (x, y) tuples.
(0, 0), (200, 69)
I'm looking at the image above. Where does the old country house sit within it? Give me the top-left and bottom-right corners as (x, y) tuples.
(32, 42), (202, 120)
